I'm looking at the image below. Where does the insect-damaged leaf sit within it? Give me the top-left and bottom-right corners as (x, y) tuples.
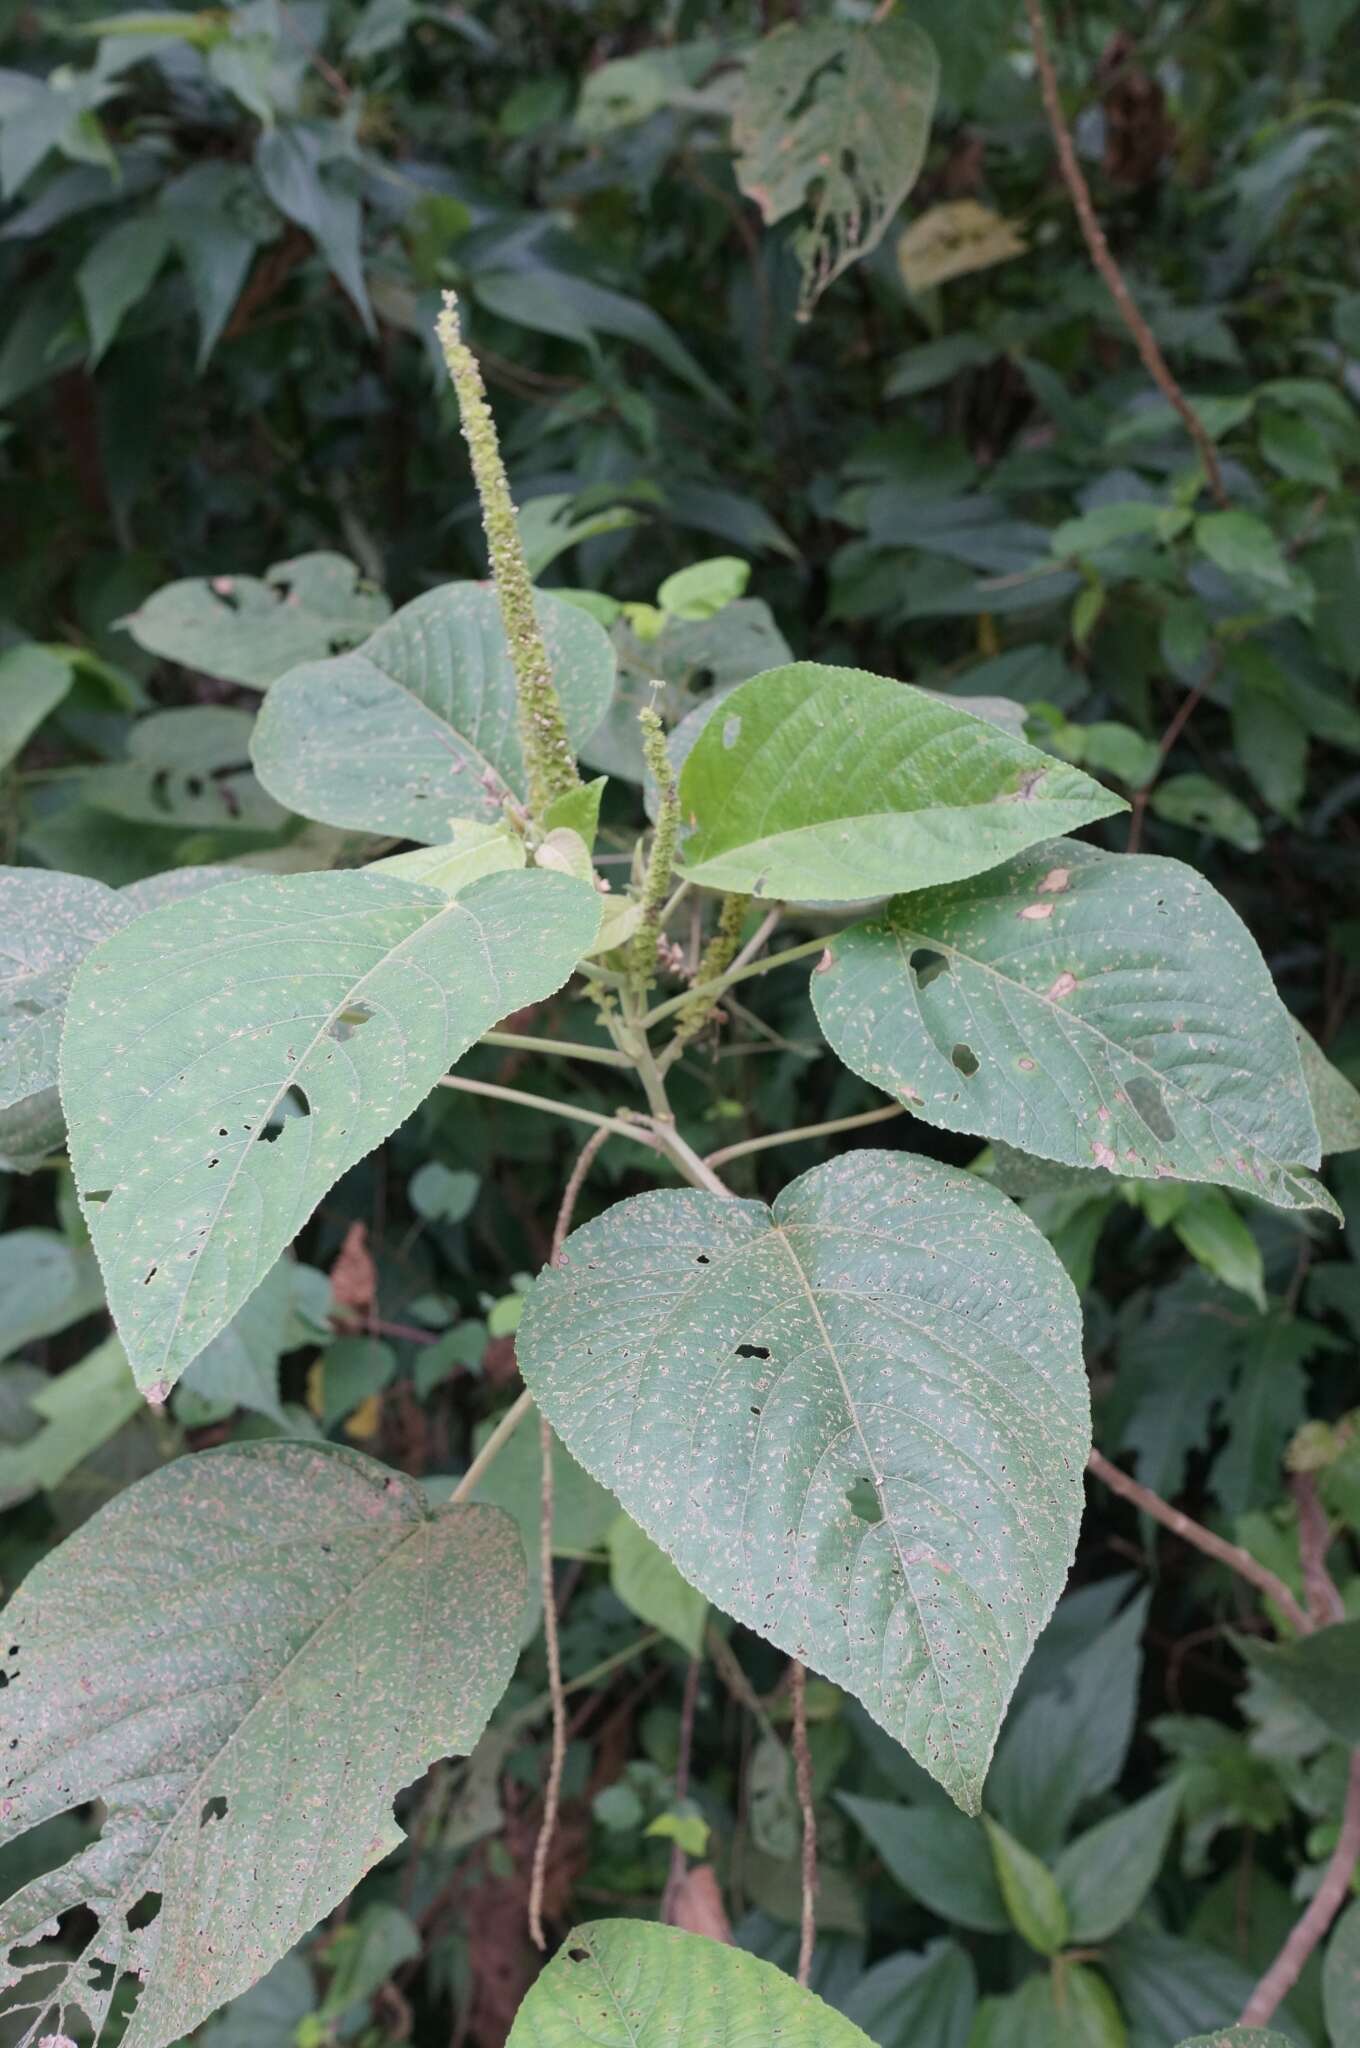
(812, 842), (1333, 1216)
(250, 582), (616, 843)
(122, 553), (391, 689)
(733, 15), (940, 317)
(60, 866), (601, 1397)
(676, 664), (1123, 902)
(0, 1442), (525, 2048)
(517, 1151), (1088, 1812)
(505, 1918), (875, 2046)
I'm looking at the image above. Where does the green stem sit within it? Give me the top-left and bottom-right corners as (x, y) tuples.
(646, 933), (834, 1030)
(480, 1030), (632, 1069)
(450, 1387), (534, 1503)
(435, 291), (579, 815)
(439, 1074), (656, 1147)
(704, 1102), (904, 1169)
(507, 1631), (666, 1733)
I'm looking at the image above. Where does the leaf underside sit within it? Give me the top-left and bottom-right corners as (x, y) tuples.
(812, 840), (1332, 1215)
(60, 866), (601, 1395)
(250, 582), (616, 842)
(676, 663), (1124, 902)
(122, 551), (392, 689)
(0, 1443), (526, 2048)
(517, 1151), (1089, 1811)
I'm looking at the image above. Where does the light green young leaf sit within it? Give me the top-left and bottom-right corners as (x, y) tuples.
(60, 866), (601, 1397)
(1165, 1188), (1266, 1310)
(607, 1514), (708, 1655)
(812, 841), (1331, 1216)
(504, 1919), (874, 2046)
(1293, 1018), (1360, 1155)
(1054, 1782), (1181, 1943)
(1195, 511), (1292, 591)
(252, 583), (616, 842)
(518, 1151), (1088, 1811)
(0, 1443), (525, 2048)
(973, 1967), (1126, 2048)
(657, 556), (751, 620)
(123, 553), (391, 688)
(0, 642), (73, 771)
(677, 664), (1123, 902)
(369, 819), (527, 896)
(0, 1335), (140, 1508)
(733, 15), (939, 316)
(984, 1815), (1069, 1954)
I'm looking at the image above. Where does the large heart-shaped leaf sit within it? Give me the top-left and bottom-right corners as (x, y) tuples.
(60, 866), (601, 1397)
(0, 1442), (525, 2048)
(733, 15), (940, 316)
(811, 841), (1332, 1215)
(505, 1919), (874, 2046)
(122, 552), (391, 688)
(676, 664), (1123, 902)
(250, 583), (616, 842)
(517, 1151), (1088, 1811)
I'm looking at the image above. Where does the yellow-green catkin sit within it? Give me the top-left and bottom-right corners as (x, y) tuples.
(629, 706), (680, 986)
(434, 291), (580, 817)
(669, 891), (751, 1050)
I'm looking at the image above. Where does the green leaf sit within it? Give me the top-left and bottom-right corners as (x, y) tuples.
(1237, 1621), (1360, 1746)
(470, 1416), (619, 1559)
(123, 554), (391, 689)
(175, 1255), (300, 1427)
(677, 664), (1122, 902)
(1293, 1019), (1360, 1156)
(1230, 669), (1307, 819)
(0, 642), (72, 770)
(812, 841), (1330, 1216)
(1, 867), (130, 1118)
(0, 1335), (140, 1508)
(840, 1794), (1008, 1930)
(84, 707), (289, 835)
(842, 1938), (978, 2048)
(370, 819), (527, 897)
(1054, 1783), (1181, 1943)
(657, 556), (751, 620)
(76, 214), (172, 362)
(317, 1335), (395, 1429)
(518, 1152), (1088, 1811)
(60, 866), (601, 1397)
(408, 1160), (480, 1223)
(1195, 511), (1293, 591)
(0, 1443), (525, 2048)
(607, 1514), (708, 1655)
(1157, 1187), (1267, 1312)
(1259, 408), (1341, 488)
(1149, 774), (1263, 853)
(0, 1226), (104, 1360)
(251, 583), (616, 843)
(1324, 1897), (1360, 2048)
(733, 16), (940, 316)
(984, 1816), (1069, 1955)
(973, 1968), (1127, 2048)
(255, 125), (372, 332)
(504, 1918), (874, 2045)
(1052, 502), (1190, 557)
(1174, 2035), (1295, 2047)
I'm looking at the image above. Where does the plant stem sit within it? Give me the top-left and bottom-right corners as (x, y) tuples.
(480, 1029), (632, 1068)
(1023, 0), (1229, 507)
(790, 1659), (818, 1988)
(439, 1074), (657, 1147)
(645, 934), (833, 1030)
(1239, 1749), (1360, 2027)
(508, 1632), (665, 1734)
(450, 1388), (534, 1503)
(1087, 1448), (1309, 1635)
(434, 291), (580, 813)
(644, 1117), (732, 1198)
(705, 1102), (904, 1170)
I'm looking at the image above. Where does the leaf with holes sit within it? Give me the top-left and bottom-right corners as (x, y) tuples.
(677, 665), (1123, 902)
(812, 841), (1332, 1216)
(733, 15), (940, 316)
(250, 583), (616, 842)
(83, 708), (290, 836)
(122, 553), (391, 689)
(517, 1151), (1088, 1811)
(0, 1441), (525, 2048)
(59, 866), (601, 1397)
(505, 1918), (874, 2045)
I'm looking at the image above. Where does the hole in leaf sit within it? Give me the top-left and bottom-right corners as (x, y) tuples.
(567, 1947), (590, 1964)
(85, 1189), (111, 1204)
(847, 1477), (882, 1525)
(125, 1892), (161, 1931)
(735, 1343), (770, 1360)
(1126, 1074), (1175, 1141)
(909, 947), (949, 991)
(257, 1087), (310, 1142)
(694, 1253), (710, 1265)
(149, 768), (173, 816)
(142, 1266), (157, 1285)
(329, 1001), (374, 1044)
(951, 1043), (979, 1077)
(211, 578), (240, 611)
(199, 1796), (228, 1828)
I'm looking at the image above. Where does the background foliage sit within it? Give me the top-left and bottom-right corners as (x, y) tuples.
(1, 0), (1359, 2044)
